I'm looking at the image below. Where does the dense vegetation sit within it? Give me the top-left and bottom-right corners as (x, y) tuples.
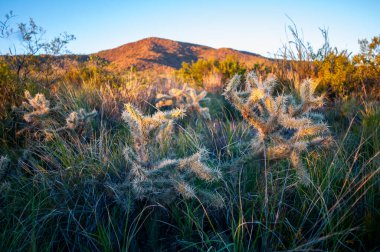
(0, 14), (379, 251)
(177, 33), (380, 99)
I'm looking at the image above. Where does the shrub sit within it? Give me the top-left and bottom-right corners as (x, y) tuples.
(0, 61), (18, 119)
(177, 57), (246, 91)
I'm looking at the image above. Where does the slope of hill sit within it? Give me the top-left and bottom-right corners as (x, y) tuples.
(96, 37), (269, 71)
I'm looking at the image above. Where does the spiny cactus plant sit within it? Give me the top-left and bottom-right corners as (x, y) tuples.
(156, 84), (211, 120)
(121, 103), (223, 206)
(65, 108), (97, 130)
(22, 90), (50, 123)
(15, 91), (97, 139)
(14, 91), (55, 140)
(224, 72), (332, 185)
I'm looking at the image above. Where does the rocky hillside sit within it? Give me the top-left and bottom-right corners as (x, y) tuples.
(96, 37), (269, 71)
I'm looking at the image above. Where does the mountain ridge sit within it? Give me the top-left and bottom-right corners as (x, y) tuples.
(95, 37), (269, 71)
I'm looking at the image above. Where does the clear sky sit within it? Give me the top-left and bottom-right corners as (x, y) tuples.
(0, 0), (379, 57)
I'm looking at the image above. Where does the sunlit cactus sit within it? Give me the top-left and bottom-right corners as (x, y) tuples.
(13, 91), (55, 140)
(21, 90), (50, 123)
(224, 72), (332, 185)
(65, 108), (97, 130)
(15, 91), (97, 139)
(121, 103), (223, 206)
(155, 84), (211, 120)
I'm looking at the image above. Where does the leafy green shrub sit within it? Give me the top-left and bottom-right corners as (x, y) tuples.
(0, 61), (18, 119)
(177, 57), (246, 91)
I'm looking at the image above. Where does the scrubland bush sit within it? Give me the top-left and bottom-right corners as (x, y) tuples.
(274, 21), (380, 99)
(177, 56), (246, 91)
(0, 62), (19, 118)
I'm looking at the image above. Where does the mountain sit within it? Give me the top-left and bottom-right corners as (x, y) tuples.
(95, 37), (269, 71)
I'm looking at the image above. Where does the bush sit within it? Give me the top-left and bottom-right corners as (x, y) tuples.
(177, 56), (246, 91)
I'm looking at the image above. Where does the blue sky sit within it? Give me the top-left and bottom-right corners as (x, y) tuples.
(0, 0), (379, 56)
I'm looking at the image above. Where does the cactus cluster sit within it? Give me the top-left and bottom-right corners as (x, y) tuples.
(224, 72), (332, 184)
(121, 103), (223, 206)
(15, 91), (97, 139)
(156, 84), (210, 120)
(14, 91), (55, 140)
(65, 108), (97, 130)
(21, 91), (51, 123)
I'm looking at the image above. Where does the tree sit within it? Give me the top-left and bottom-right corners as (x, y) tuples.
(0, 11), (76, 117)
(352, 36), (380, 97)
(0, 11), (14, 39)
